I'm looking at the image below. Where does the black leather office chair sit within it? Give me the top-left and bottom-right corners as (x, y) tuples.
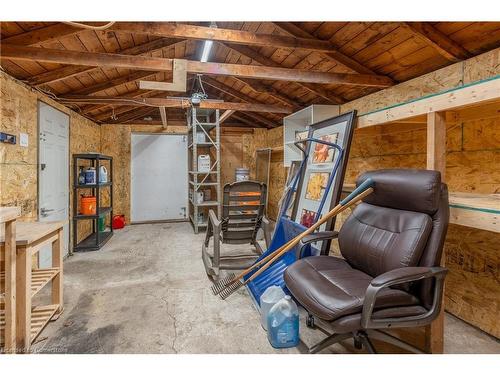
(284, 169), (449, 353)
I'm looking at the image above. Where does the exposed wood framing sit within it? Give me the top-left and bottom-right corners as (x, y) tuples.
(159, 107), (168, 128)
(201, 76), (284, 126)
(272, 22), (386, 77)
(222, 42), (346, 104)
(111, 22), (349, 54)
(26, 38), (183, 86)
(58, 95), (292, 114)
(219, 110), (235, 123)
(356, 78), (500, 128)
(1, 22), (81, 46)
(1, 45), (394, 87)
(426, 111), (447, 180)
(404, 23), (472, 62)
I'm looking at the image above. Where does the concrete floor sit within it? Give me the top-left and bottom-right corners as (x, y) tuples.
(32, 223), (500, 354)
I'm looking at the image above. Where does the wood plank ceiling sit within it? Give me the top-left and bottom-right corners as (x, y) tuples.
(1, 21), (499, 128)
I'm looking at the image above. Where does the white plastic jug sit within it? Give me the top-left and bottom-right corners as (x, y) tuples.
(267, 295), (299, 348)
(260, 285), (285, 330)
(99, 166), (108, 183)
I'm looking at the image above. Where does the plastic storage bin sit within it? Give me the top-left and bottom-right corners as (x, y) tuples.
(267, 295), (299, 348)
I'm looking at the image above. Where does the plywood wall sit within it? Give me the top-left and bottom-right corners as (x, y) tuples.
(243, 127), (285, 220)
(0, 71), (101, 246)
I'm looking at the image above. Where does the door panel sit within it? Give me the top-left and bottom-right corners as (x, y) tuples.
(38, 102), (69, 268)
(131, 134), (188, 222)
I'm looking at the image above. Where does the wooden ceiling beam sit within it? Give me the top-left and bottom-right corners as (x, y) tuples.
(219, 110), (235, 123)
(222, 43), (346, 104)
(201, 77), (282, 128)
(72, 71), (158, 95)
(111, 22), (343, 54)
(231, 113), (268, 129)
(1, 45), (393, 87)
(272, 22), (386, 77)
(403, 22), (472, 62)
(1, 22), (81, 46)
(26, 38), (182, 87)
(231, 76), (301, 109)
(58, 95), (292, 114)
(202, 86), (277, 128)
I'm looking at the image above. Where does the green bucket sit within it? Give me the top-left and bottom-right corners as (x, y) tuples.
(98, 216), (106, 232)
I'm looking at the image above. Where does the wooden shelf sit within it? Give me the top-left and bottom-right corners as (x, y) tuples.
(30, 304), (59, 343)
(449, 192), (499, 233)
(341, 185), (499, 233)
(0, 304), (59, 345)
(31, 268), (60, 297)
(1, 267), (59, 298)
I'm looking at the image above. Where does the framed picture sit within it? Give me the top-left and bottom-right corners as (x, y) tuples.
(300, 208), (317, 228)
(305, 172), (330, 201)
(292, 111), (356, 255)
(312, 133), (339, 164)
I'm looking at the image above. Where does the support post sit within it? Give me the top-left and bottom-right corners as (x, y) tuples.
(425, 111), (447, 354)
(4, 219), (16, 353)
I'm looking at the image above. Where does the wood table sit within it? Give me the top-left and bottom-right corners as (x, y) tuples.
(0, 207), (21, 353)
(0, 221), (65, 353)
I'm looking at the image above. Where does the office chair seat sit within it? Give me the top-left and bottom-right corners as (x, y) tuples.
(285, 256), (420, 321)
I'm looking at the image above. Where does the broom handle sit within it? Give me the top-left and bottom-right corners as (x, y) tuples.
(245, 184), (374, 284)
(232, 178), (375, 282)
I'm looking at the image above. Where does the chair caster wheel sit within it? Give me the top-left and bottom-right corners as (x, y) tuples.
(354, 337), (363, 350)
(306, 314), (315, 329)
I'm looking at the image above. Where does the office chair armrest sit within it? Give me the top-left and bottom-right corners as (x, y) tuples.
(297, 231), (339, 259)
(361, 266), (448, 330)
(301, 231), (339, 245)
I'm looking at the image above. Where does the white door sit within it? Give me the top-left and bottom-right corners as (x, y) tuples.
(38, 102), (70, 268)
(131, 133), (188, 223)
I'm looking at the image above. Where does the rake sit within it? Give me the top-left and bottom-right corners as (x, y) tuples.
(212, 178), (375, 299)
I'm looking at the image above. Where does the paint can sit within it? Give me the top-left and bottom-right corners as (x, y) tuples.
(235, 168), (250, 182)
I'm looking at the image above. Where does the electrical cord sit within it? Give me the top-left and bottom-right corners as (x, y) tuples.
(63, 21), (116, 30)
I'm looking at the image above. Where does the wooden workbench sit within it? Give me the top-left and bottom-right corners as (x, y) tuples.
(0, 220), (65, 353)
(0, 207), (21, 353)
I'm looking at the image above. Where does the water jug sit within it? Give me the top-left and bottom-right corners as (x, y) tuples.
(99, 165), (108, 183)
(267, 295), (299, 349)
(260, 285), (285, 330)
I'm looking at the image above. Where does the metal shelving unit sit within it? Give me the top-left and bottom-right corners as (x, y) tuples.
(187, 107), (221, 233)
(72, 153), (113, 251)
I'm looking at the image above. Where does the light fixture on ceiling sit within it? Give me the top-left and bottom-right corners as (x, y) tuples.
(200, 22), (217, 63)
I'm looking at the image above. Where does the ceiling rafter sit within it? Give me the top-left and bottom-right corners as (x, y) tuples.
(2, 22), (82, 46)
(111, 22), (350, 54)
(26, 37), (183, 86)
(403, 22), (472, 62)
(221, 42), (346, 104)
(272, 22), (390, 78)
(2, 44), (394, 87)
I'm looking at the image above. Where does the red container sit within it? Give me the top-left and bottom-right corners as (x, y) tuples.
(112, 215), (125, 230)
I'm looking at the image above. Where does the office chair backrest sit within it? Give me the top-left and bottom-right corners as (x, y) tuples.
(221, 180), (267, 244)
(338, 169), (449, 306)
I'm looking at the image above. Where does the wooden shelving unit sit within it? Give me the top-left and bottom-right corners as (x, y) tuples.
(0, 220), (64, 352)
(73, 153), (113, 252)
(187, 107), (221, 233)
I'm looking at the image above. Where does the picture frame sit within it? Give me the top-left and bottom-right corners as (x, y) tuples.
(291, 111), (356, 255)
